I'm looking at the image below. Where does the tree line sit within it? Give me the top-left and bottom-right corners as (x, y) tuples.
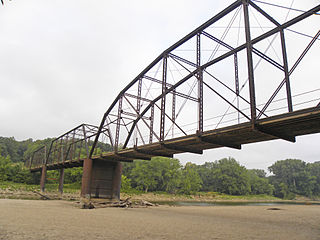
(122, 157), (320, 198)
(0, 136), (319, 198)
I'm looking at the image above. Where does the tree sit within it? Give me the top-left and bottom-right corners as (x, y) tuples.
(268, 159), (309, 196)
(0, 152), (11, 181)
(121, 175), (132, 192)
(248, 170), (273, 195)
(307, 162), (320, 196)
(130, 159), (159, 192)
(249, 169), (267, 178)
(212, 157), (251, 195)
(179, 162), (202, 194)
(130, 157), (182, 192)
(197, 162), (218, 192)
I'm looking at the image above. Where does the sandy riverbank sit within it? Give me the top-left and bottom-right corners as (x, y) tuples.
(0, 199), (319, 240)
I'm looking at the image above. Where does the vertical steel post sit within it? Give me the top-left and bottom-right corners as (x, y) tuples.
(58, 168), (65, 194)
(82, 125), (90, 158)
(160, 55), (168, 141)
(137, 78), (142, 113)
(172, 89), (176, 138)
(111, 162), (122, 200)
(234, 53), (239, 96)
(234, 53), (240, 123)
(136, 78), (142, 143)
(149, 104), (154, 144)
(197, 32), (203, 133)
(115, 96), (123, 151)
(280, 29), (293, 112)
(243, 0), (257, 125)
(70, 131), (76, 160)
(81, 158), (93, 198)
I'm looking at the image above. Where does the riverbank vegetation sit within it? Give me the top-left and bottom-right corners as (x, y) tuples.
(1, 136), (319, 200)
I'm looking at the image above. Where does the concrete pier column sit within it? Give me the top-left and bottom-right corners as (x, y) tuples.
(81, 159), (123, 200)
(58, 168), (65, 194)
(111, 162), (122, 200)
(81, 158), (93, 198)
(40, 165), (47, 192)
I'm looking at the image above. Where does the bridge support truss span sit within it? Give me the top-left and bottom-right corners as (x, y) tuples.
(90, 0), (320, 158)
(26, 0), (320, 200)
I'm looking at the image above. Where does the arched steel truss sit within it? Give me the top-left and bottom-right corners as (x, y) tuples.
(89, 0), (320, 157)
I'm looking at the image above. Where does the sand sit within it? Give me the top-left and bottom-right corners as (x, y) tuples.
(0, 199), (319, 240)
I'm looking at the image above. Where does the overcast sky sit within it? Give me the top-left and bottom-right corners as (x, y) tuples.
(0, 0), (319, 171)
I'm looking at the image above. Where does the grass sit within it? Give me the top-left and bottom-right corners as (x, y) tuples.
(0, 181), (81, 194)
(0, 181), (40, 191)
(2, 181), (318, 203)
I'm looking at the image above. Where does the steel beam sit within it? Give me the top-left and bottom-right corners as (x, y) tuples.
(196, 135), (241, 149)
(161, 143), (203, 154)
(197, 32), (203, 134)
(160, 55), (168, 142)
(134, 146), (174, 158)
(254, 124), (296, 143)
(280, 29), (293, 112)
(243, 0), (257, 126)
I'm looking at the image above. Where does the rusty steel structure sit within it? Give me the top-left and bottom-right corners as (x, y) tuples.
(86, 0), (320, 159)
(26, 0), (320, 198)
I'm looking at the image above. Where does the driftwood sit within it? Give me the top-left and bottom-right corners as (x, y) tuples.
(83, 198), (157, 209)
(32, 191), (51, 200)
(138, 200), (154, 207)
(94, 197), (132, 208)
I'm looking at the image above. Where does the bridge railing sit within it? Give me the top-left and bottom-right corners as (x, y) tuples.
(88, 0), (320, 157)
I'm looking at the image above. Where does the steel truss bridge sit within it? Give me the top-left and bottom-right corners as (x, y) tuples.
(26, 0), (320, 198)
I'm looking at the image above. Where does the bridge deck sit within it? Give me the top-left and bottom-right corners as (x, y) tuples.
(30, 107), (320, 172)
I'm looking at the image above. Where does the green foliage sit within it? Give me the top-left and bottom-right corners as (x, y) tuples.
(179, 162), (202, 194)
(0, 151), (39, 184)
(197, 162), (217, 192)
(248, 170), (273, 195)
(307, 162), (320, 195)
(0, 137), (54, 163)
(0, 153), (11, 181)
(121, 175), (132, 192)
(268, 159), (320, 198)
(213, 158), (251, 195)
(131, 160), (158, 192)
(249, 169), (267, 178)
(64, 167), (83, 184)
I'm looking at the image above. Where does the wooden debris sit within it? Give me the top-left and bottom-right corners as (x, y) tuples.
(139, 200), (154, 207)
(80, 197), (158, 209)
(32, 191), (51, 200)
(93, 197), (132, 208)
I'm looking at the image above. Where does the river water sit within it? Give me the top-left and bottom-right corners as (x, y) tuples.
(155, 201), (320, 206)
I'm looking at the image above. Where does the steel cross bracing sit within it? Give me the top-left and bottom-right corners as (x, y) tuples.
(28, 124), (111, 170)
(27, 0), (320, 170)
